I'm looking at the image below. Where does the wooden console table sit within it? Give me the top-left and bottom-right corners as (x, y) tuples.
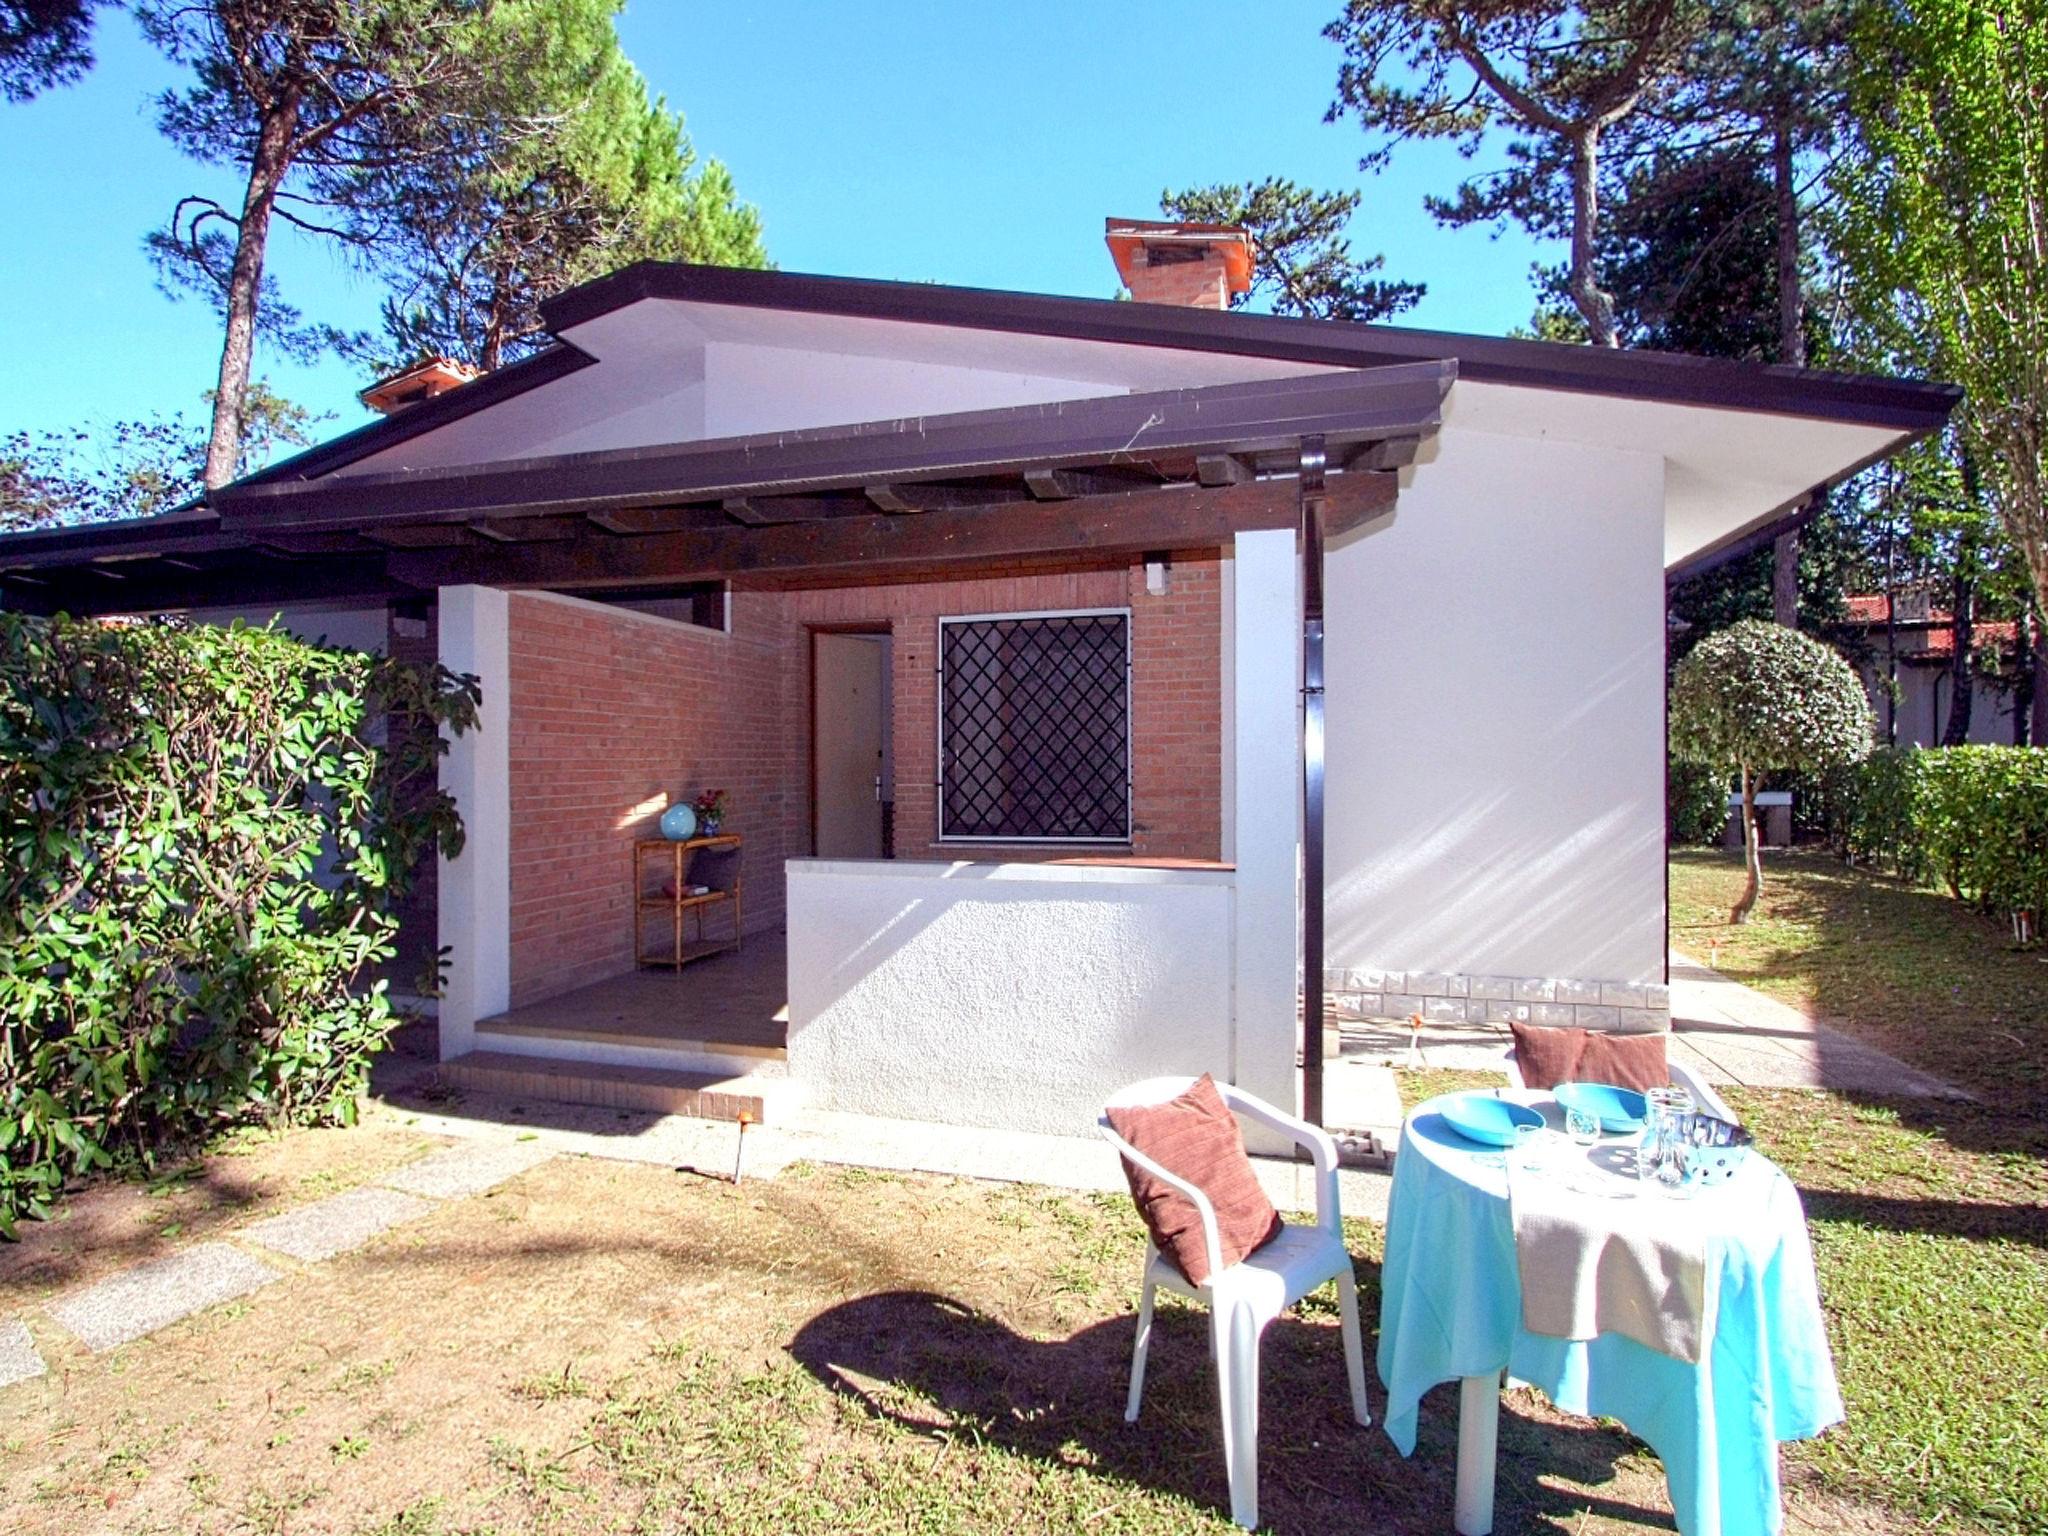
(633, 834), (743, 970)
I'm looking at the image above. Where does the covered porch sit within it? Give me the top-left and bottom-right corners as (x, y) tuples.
(311, 368), (1451, 1136)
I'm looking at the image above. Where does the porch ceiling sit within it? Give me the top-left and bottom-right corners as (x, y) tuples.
(0, 364), (1450, 617)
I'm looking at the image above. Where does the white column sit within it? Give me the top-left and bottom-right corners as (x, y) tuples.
(1230, 528), (1301, 1129)
(436, 584), (511, 1062)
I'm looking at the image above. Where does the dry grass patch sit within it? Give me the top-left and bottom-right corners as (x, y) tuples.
(0, 1120), (439, 1311)
(0, 1119), (1984, 1535)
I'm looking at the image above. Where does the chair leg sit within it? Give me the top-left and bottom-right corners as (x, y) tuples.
(1125, 1275), (1156, 1424)
(1336, 1264), (1372, 1428)
(1213, 1300), (1260, 1530)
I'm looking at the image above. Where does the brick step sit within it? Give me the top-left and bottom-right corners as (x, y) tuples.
(436, 1050), (792, 1124)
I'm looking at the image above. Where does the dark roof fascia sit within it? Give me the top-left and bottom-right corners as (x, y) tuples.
(0, 505), (227, 565)
(225, 341), (595, 491)
(210, 362), (1454, 532)
(540, 262), (1963, 436)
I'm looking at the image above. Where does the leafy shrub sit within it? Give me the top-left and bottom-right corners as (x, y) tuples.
(1835, 745), (2048, 923)
(0, 615), (476, 1236)
(1917, 747), (2048, 919)
(1668, 756), (1729, 847)
(1835, 746), (1930, 881)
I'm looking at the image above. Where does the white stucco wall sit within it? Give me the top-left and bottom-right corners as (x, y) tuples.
(436, 585), (511, 1060)
(1322, 426), (1668, 987)
(187, 601), (389, 655)
(786, 858), (1235, 1137)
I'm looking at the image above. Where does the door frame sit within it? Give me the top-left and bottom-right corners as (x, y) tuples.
(808, 623), (892, 857)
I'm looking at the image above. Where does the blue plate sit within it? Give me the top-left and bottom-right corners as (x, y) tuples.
(1554, 1082), (1648, 1134)
(1436, 1093), (1544, 1148)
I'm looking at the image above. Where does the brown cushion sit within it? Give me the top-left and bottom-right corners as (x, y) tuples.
(1105, 1075), (1283, 1287)
(1510, 1020), (1670, 1093)
(1578, 1029), (1670, 1093)
(1509, 1020), (1586, 1092)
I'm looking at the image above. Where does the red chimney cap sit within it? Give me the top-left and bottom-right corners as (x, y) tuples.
(1105, 218), (1256, 298)
(360, 357), (481, 415)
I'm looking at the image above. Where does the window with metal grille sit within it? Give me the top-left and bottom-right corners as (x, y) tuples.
(938, 610), (1131, 843)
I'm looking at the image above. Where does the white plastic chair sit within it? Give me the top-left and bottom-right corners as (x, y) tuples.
(1501, 1042), (1739, 1125)
(1098, 1075), (1370, 1531)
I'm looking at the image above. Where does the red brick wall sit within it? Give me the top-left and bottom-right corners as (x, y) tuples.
(505, 590), (799, 1005)
(504, 555), (1225, 1006)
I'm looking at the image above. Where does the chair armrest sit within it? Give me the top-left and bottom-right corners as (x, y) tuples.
(1668, 1058), (1738, 1125)
(1213, 1089), (1344, 1237)
(1097, 1121), (1224, 1284)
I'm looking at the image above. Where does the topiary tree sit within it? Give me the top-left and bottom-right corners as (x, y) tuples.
(1670, 619), (1873, 923)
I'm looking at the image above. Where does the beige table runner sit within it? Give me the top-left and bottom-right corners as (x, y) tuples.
(1509, 1158), (1710, 1363)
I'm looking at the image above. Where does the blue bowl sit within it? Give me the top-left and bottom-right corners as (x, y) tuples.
(1554, 1082), (1649, 1134)
(1436, 1093), (1544, 1148)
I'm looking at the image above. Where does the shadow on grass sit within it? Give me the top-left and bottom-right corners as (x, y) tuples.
(789, 1288), (1676, 1536)
(1671, 850), (2048, 1142)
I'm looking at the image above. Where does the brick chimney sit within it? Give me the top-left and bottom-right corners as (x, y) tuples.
(1105, 218), (1255, 309)
(360, 357), (480, 415)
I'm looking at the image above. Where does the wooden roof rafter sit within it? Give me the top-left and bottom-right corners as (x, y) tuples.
(1, 363), (1454, 617)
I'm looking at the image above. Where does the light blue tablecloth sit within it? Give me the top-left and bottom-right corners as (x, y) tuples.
(1377, 1094), (1843, 1536)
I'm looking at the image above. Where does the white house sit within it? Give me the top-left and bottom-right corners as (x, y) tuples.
(0, 221), (1956, 1138)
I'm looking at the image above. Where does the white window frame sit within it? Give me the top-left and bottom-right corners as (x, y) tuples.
(935, 606), (1134, 846)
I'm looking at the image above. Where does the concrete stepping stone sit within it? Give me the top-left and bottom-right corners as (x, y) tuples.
(240, 1186), (434, 1263)
(0, 1318), (46, 1388)
(381, 1140), (555, 1200)
(49, 1243), (279, 1353)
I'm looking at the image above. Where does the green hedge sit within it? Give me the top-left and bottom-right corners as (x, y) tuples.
(1835, 744), (2048, 922)
(0, 615), (476, 1236)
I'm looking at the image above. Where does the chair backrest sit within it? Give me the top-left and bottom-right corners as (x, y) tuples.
(1501, 1045), (1737, 1125)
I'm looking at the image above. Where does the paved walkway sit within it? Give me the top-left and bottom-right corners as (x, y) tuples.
(1667, 951), (1968, 1099)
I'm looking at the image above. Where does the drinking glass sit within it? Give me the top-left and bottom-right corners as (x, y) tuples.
(1512, 1122), (1545, 1172)
(1565, 1106), (1600, 1147)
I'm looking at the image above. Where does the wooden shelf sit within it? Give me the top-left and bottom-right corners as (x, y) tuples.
(633, 835), (744, 971)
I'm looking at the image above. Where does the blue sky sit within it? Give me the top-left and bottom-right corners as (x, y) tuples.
(1, 1), (1550, 450)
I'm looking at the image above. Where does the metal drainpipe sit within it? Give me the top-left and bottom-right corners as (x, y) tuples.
(1300, 435), (1328, 1129)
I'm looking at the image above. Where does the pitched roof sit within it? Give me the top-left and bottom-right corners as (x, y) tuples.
(236, 261), (1960, 493)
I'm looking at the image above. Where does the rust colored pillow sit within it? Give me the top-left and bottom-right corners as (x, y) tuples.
(1509, 1020), (1586, 1092)
(1511, 1020), (1671, 1094)
(1106, 1075), (1283, 1287)
(1578, 1029), (1670, 1093)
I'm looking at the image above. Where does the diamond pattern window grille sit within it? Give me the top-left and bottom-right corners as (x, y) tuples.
(939, 612), (1131, 842)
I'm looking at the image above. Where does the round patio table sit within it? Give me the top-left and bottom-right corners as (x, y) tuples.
(1376, 1092), (1843, 1536)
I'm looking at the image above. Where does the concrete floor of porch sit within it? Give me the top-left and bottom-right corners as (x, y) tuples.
(475, 932), (789, 1065)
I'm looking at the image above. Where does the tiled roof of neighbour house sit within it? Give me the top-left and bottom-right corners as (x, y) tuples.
(1841, 594), (2021, 661)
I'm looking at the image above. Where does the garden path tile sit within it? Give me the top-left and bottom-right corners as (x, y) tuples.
(240, 1187), (435, 1263)
(380, 1140), (556, 1199)
(0, 1318), (45, 1388)
(48, 1243), (279, 1353)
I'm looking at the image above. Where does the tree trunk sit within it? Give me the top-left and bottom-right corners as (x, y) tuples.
(1942, 567), (1976, 745)
(203, 92), (300, 489)
(1772, 100), (1805, 369)
(1567, 128), (1619, 347)
(1730, 765), (1762, 925)
(1772, 529), (1799, 627)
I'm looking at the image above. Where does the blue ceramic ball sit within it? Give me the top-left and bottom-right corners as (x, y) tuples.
(659, 802), (698, 841)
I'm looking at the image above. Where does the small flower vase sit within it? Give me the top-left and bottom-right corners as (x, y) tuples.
(698, 812), (722, 836)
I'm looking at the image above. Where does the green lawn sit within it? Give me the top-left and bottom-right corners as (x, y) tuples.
(1670, 848), (2048, 1111)
(1729, 1089), (2048, 1533)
